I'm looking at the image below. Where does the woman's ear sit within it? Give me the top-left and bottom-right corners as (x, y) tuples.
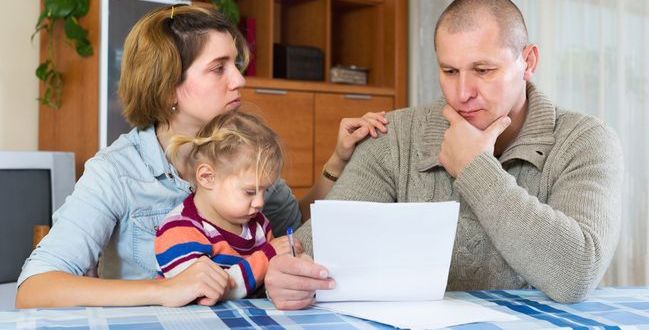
(195, 163), (217, 190)
(522, 44), (539, 81)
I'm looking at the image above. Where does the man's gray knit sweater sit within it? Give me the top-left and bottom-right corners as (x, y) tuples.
(297, 83), (623, 303)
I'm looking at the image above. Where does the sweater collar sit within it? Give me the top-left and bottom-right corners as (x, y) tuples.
(416, 82), (556, 172)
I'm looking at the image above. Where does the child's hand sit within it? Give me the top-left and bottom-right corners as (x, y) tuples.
(270, 236), (303, 256)
(158, 256), (233, 307)
(196, 277), (236, 306)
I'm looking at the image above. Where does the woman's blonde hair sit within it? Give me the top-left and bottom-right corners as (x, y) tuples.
(119, 3), (249, 129)
(167, 111), (283, 188)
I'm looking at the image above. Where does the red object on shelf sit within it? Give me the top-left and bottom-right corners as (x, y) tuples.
(239, 17), (256, 76)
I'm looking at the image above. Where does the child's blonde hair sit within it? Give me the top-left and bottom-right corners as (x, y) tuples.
(167, 111), (283, 188)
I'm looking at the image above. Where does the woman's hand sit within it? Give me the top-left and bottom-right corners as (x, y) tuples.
(298, 111), (389, 221)
(334, 111), (389, 163)
(265, 253), (335, 310)
(158, 256), (233, 307)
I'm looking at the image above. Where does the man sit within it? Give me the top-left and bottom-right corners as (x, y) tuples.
(265, 0), (623, 309)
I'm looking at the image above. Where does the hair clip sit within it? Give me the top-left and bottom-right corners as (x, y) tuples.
(170, 5), (175, 19)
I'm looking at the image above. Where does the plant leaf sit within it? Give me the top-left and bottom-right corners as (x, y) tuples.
(35, 61), (51, 81)
(31, 23), (48, 42)
(75, 39), (93, 57)
(44, 71), (63, 109)
(45, 0), (76, 18)
(41, 88), (52, 104)
(35, 10), (47, 29)
(38, 0), (92, 109)
(64, 17), (87, 40)
(32, 11), (49, 41)
(70, 0), (89, 17)
(222, 0), (240, 24)
(53, 75), (63, 108)
(212, 0), (240, 25)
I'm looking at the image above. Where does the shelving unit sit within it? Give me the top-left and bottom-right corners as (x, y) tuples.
(236, 0), (406, 98)
(235, 0), (407, 197)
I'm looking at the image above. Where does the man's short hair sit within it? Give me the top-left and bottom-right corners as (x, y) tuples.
(434, 0), (528, 56)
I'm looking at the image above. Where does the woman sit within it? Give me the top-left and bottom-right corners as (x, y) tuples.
(15, 4), (387, 308)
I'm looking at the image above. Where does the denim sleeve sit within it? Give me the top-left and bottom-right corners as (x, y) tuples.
(262, 178), (301, 238)
(17, 156), (125, 287)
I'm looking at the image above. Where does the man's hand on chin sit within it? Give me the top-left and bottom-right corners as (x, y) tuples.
(438, 105), (511, 178)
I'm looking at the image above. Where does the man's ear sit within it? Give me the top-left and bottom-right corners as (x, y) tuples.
(522, 44), (539, 81)
(195, 163), (217, 190)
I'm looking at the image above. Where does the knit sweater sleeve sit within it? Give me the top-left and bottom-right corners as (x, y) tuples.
(221, 240), (277, 300)
(155, 216), (277, 299)
(454, 121), (623, 303)
(155, 216), (213, 278)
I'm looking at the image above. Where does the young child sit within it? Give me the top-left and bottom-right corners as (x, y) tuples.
(154, 110), (297, 301)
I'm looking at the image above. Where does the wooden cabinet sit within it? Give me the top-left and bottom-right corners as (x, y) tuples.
(240, 88), (314, 187)
(38, 0), (408, 195)
(241, 87), (393, 197)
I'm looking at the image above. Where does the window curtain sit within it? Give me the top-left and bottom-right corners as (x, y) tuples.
(409, 0), (649, 286)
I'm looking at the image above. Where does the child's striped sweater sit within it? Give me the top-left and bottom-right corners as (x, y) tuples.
(154, 193), (277, 299)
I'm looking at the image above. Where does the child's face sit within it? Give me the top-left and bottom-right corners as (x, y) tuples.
(204, 168), (274, 228)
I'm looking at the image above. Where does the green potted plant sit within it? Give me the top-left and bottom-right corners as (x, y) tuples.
(212, 0), (239, 25)
(34, 0), (93, 109)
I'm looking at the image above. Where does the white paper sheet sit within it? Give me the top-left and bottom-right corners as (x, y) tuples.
(310, 200), (460, 302)
(315, 297), (519, 329)
(309, 201), (519, 328)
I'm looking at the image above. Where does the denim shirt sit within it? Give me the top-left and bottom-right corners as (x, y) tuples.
(18, 126), (301, 286)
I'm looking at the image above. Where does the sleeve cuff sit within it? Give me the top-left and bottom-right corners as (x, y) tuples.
(260, 242), (277, 260)
(17, 264), (62, 288)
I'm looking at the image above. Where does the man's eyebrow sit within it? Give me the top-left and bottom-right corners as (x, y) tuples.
(472, 60), (497, 66)
(438, 61), (497, 69)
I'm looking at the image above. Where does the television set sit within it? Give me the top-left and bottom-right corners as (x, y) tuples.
(0, 151), (75, 284)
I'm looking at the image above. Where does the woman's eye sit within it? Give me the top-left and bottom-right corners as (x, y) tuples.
(245, 190), (256, 196)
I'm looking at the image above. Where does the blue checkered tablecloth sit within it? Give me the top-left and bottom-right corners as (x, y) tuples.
(3, 287), (649, 329)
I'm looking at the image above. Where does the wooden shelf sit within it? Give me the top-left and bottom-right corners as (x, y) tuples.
(237, 0), (407, 106)
(244, 77), (395, 96)
(334, 0), (385, 6)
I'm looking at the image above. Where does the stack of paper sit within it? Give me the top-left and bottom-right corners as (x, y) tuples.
(310, 200), (518, 329)
(316, 299), (518, 329)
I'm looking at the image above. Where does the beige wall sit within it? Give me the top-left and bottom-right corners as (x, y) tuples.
(0, 2), (40, 151)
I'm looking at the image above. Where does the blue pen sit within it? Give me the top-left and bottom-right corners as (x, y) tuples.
(287, 227), (296, 257)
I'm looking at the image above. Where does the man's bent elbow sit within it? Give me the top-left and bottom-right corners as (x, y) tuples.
(546, 285), (591, 304)
(543, 263), (603, 304)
